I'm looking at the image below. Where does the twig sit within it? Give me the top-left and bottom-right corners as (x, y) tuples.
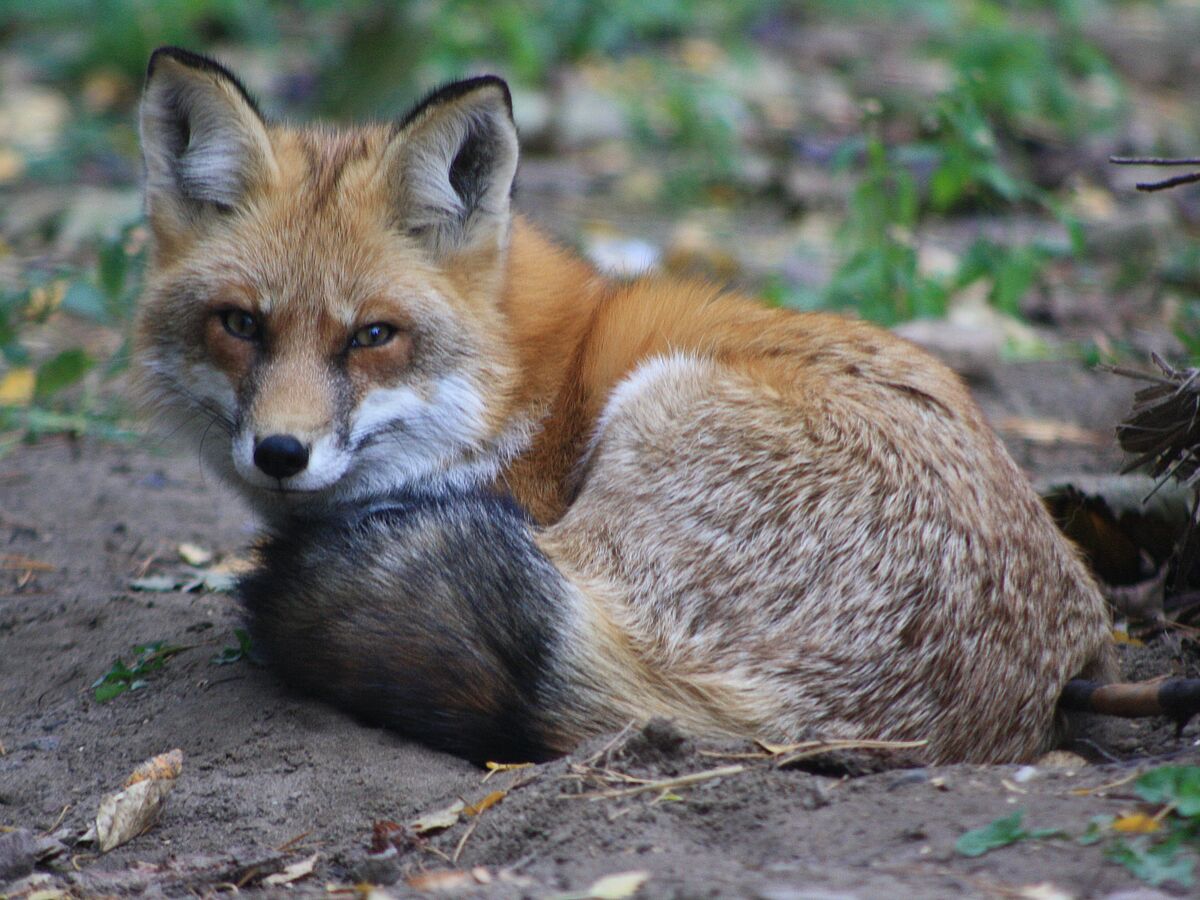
(582, 720), (637, 767)
(0, 554), (54, 572)
(1110, 156), (1200, 166)
(564, 764), (746, 801)
(451, 817), (480, 865)
(773, 738), (929, 768)
(1135, 172), (1200, 193)
(1109, 155), (1200, 192)
(273, 830), (313, 853)
(43, 804), (71, 836)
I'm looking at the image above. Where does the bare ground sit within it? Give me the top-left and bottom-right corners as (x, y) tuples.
(2, 358), (1199, 899)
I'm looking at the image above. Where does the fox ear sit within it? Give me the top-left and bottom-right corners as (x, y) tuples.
(140, 47), (276, 228)
(386, 77), (518, 257)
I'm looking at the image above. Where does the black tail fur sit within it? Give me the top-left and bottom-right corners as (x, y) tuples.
(238, 491), (575, 763)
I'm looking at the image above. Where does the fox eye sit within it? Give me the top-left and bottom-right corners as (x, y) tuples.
(219, 309), (260, 341)
(350, 322), (396, 349)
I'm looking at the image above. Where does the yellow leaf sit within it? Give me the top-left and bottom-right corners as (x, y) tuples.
(410, 799), (464, 834)
(124, 748), (184, 787)
(263, 852), (318, 886)
(27, 280), (66, 317)
(1111, 629), (1144, 647)
(177, 543), (214, 567)
(0, 147), (24, 184)
(463, 790), (506, 817)
(583, 871), (650, 899)
(0, 367), (35, 406)
(1112, 812), (1161, 834)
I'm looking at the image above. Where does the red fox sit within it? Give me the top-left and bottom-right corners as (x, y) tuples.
(134, 47), (1115, 764)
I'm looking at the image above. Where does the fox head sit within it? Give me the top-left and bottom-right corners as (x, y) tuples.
(135, 48), (527, 516)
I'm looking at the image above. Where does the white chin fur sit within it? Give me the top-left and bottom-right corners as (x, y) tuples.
(225, 374), (528, 507)
(230, 431), (352, 493)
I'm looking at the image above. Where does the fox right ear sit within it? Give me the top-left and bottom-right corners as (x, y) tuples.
(140, 47), (276, 236)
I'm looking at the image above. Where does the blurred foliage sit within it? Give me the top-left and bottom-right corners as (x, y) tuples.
(0, 0), (1198, 443)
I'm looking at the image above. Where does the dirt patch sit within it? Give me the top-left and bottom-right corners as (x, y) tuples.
(1, 361), (1199, 898)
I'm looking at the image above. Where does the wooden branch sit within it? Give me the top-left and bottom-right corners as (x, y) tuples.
(1135, 172), (1200, 193)
(1110, 156), (1200, 167)
(1109, 155), (1200, 192)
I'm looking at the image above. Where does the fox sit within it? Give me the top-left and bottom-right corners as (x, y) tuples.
(134, 46), (1117, 765)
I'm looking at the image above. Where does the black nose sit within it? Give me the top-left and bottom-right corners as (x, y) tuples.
(253, 434), (309, 479)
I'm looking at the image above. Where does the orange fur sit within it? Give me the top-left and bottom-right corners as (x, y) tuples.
(135, 51), (1115, 763)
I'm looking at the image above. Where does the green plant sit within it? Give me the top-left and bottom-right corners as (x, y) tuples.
(0, 225), (143, 452)
(937, 0), (1122, 143)
(955, 766), (1200, 890)
(92, 640), (187, 702)
(822, 132), (948, 324)
(955, 810), (1064, 856)
(211, 628), (254, 666)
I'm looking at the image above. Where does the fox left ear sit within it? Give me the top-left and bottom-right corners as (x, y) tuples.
(385, 77), (518, 258)
(140, 47), (276, 242)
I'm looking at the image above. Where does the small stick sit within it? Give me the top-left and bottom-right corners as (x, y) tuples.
(1108, 156), (1200, 192)
(582, 720), (637, 767)
(1110, 156), (1200, 166)
(1134, 171), (1200, 193)
(564, 764), (746, 801)
(273, 830), (313, 853)
(451, 817), (480, 865)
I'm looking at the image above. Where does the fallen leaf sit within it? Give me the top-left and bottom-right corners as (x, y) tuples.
(1113, 812), (1161, 834)
(561, 870), (650, 899)
(263, 852), (318, 886)
(482, 760), (532, 782)
(406, 869), (474, 891)
(0, 367), (35, 406)
(0, 554), (53, 572)
(208, 555), (255, 576)
(410, 799), (464, 834)
(93, 749), (183, 852)
(1017, 883), (1073, 900)
(177, 543), (213, 566)
(1112, 628), (1145, 647)
(463, 790), (505, 817)
(0, 147), (25, 183)
(997, 416), (1107, 446)
(125, 748), (183, 787)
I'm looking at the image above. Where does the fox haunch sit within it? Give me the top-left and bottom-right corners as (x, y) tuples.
(136, 47), (1116, 765)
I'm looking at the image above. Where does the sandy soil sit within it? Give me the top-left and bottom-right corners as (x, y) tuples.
(2, 356), (1199, 899)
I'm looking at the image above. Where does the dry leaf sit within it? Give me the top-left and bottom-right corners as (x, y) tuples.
(92, 749), (183, 852)
(406, 869), (475, 891)
(577, 870), (650, 899)
(482, 760), (532, 781)
(0, 367), (35, 406)
(125, 748), (183, 787)
(410, 799), (464, 834)
(1017, 883), (1073, 900)
(462, 790), (505, 817)
(0, 147), (25, 183)
(177, 543), (213, 567)
(996, 416), (1106, 446)
(263, 852), (318, 886)
(1112, 812), (1161, 834)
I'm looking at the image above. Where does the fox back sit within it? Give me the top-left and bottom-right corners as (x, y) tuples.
(136, 48), (1115, 764)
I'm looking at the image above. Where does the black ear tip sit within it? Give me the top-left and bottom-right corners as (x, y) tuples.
(398, 75), (515, 130)
(146, 46), (191, 78)
(472, 75), (514, 116)
(143, 46), (264, 119)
